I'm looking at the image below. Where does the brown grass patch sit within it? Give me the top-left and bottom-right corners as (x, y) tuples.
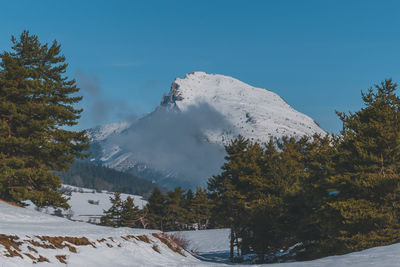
(152, 244), (160, 253)
(121, 235), (138, 241)
(24, 253), (36, 260)
(152, 233), (185, 257)
(0, 234), (101, 264)
(97, 238), (107, 243)
(56, 254), (67, 264)
(136, 235), (151, 243)
(168, 233), (190, 251)
(27, 245), (38, 253)
(0, 234), (23, 258)
(38, 255), (49, 262)
(126, 235), (138, 240)
(32, 236), (96, 252)
(106, 243), (113, 248)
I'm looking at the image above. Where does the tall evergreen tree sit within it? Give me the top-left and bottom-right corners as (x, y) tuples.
(322, 79), (400, 254)
(0, 31), (88, 207)
(208, 136), (250, 259)
(101, 192), (123, 227)
(121, 196), (141, 228)
(183, 188), (195, 227)
(146, 187), (167, 231)
(192, 187), (211, 230)
(165, 187), (187, 230)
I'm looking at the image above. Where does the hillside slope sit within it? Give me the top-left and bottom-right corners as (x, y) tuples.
(0, 201), (200, 266)
(2, 202), (400, 266)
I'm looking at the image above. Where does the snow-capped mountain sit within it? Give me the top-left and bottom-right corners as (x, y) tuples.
(161, 72), (324, 143)
(86, 121), (132, 142)
(87, 72), (325, 188)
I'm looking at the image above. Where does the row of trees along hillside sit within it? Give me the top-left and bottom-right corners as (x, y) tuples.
(101, 187), (213, 231)
(0, 31), (89, 208)
(57, 161), (162, 198)
(100, 192), (144, 228)
(208, 79), (400, 262)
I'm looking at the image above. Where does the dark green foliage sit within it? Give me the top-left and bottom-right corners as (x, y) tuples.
(57, 161), (161, 197)
(101, 192), (123, 227)
(100, 192), (141, 228)
(164, 187), (187, 230)
(317, 79), (400, 255)
(208, 79), (400, 263)
(0, 31), (89, 208)
(121, 196), (142, 228)
(145, 186), (212, 231)
(147, 188), (167, 231)
(192, 187), (211, 230)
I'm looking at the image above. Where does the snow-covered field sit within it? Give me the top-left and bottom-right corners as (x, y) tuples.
(25, 185), (147, 223)
(169, 229), (230, 254)
(0, 201), (201, 267)
(2, 200), (400, 266)
(171, 229), (400, 267)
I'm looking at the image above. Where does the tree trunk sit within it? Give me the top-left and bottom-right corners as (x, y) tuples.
(230, 227), (234, 260)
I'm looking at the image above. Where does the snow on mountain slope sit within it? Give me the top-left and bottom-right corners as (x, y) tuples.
(25, 185), (147, 223)
(0, 201), (201, 267)
(161, 72), (325, 143)
(88, 72), (325, 189)
(86, 121), (131, 142)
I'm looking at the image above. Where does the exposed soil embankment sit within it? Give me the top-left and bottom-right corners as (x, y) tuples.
(0, 233), (186, 264)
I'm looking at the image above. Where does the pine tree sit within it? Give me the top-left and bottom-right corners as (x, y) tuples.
(192, 187), (211, 230)
(183, 189), (195, 228)
(322, 79), (400, 254)
(165, 187), (187, 231)
(146, 188), (167, 231)
(101, 192), (123, 227)
(208, 136), (250, 259)
(0, 31), (88, 207)
(121, 196), (141, 228)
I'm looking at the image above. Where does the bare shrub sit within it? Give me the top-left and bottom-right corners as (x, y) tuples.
(168, 233), (190, 251)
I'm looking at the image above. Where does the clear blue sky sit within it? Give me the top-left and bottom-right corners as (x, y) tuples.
(2, 0), (400, 133)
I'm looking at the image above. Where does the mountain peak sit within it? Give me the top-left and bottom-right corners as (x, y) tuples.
(89, 72), (325, 188)
(162, 71), (324, 143)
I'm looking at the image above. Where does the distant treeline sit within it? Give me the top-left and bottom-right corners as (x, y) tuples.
(101, 187), (213, 231)
(57, 161), (162, 198)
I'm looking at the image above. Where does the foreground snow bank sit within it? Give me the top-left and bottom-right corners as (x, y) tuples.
(168, 229), (230, 253)
(3, 202), (400, 266)
(0, 201), (200, 266)
(272, 243), (400, 267)
(170, 228), (400, 267)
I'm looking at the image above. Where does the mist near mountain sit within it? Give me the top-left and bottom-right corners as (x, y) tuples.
(87, 72), (325, 189)
(106, 102), (232, 187)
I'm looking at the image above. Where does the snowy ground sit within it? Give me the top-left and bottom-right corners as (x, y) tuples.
(169, 229), (230, 254)
(0, 201), (202, 267)
(169, 229), (400, 267)
(25, 184), (147, 223)
(2, 200), (400, 266)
